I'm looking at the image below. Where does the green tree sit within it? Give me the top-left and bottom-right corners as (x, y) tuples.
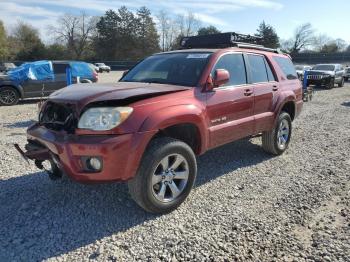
(0, 20), (9, 60)
(255, 21), (280, 48)
(45, 44), (68, 60)
(11, 22), (46, 60)
(135, 6), (160, 58)
(197, 26), (221, 36)
(95, 6), (159, 60)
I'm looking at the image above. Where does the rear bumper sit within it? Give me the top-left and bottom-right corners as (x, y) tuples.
(25, 123), (155, 183)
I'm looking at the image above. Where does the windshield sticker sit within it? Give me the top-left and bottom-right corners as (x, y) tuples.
(186, 54), (210, 59)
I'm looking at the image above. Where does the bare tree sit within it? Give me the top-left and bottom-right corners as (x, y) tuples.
(157, 10), (201, 51)
(287, 23), (315, 54)
(49, 12), (97, 59)
(312, 34), (332, 52)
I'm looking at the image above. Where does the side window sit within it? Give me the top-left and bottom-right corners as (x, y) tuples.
(273, 56), (298, 80)
(247, 54), (269, 83)
(212, 53), (247, 86)
(53, 64), (67, 74)
(264, 58), (276, 82)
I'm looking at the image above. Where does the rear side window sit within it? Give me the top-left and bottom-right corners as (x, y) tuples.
(53, 64), (67, 74)
(273, 56), (298, 80)
(212, 53), (247, 86)
(247, 54), (269, 83)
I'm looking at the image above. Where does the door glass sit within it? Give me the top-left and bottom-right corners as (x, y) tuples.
(247, 54), (269, 83)
(212, 54), (247, 86)
(264, 58), (276, 81)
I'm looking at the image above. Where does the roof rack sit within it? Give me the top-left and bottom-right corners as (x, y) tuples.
(180, 32), (283, 54)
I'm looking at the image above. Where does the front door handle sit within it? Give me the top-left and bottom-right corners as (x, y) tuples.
(244, 89), (253, 96)
(272, 85), (278, 91)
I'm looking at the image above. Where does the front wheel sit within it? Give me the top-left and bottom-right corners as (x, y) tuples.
(262, 112), (292, 155)
(326, 78), (334, 89)
(128, 137), (197, 213)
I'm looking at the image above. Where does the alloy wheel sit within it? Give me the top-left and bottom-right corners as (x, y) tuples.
(277, 119), (290, 150)
(151, 153), (189, 203)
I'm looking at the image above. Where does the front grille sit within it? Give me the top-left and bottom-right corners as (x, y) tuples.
(39, 102), (77, 133)
(307, 75), (323, 80)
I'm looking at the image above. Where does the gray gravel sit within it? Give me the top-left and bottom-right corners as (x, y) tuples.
(0, 79), (350, 261)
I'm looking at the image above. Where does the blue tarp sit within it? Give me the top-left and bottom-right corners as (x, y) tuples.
(8, 60), (54, 83)
(70, 62), (94, 78)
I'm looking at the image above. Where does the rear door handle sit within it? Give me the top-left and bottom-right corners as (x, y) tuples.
(272, 85), (278, 91)
(244, 89), (253, 96)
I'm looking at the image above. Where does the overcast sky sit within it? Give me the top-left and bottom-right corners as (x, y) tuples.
(0, 0), (349, 43)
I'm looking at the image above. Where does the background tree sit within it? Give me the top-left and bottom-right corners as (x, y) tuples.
(0, 20), (9, 60)
(10, 21), (46, 60)
(312, 34), (332, 52)
(50, 12), (97, 59)
(94, 6), (159, 60)
(320, 42), (339, 53)
(135, 7), (160, 57)
(255, 21), (280, 48)
(284, 23), (315, 54)
(197, 26), (221, 36)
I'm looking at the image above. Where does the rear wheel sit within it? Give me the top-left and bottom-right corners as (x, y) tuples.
(262, 112), (292, 155)
(0, 87), (19, 106)
(128, 137), (197, 213)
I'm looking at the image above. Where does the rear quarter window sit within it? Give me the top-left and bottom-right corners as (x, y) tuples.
(273, 56), (298, 80)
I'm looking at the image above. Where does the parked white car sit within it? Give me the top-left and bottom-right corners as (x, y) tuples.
(94, 63), (111, 73)
(295, 65), (312, 80)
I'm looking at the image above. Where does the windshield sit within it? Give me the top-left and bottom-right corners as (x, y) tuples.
(312, 65), (335, 71)
(121, 52), (212, 87)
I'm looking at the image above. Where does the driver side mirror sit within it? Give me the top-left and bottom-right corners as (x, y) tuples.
(206, 69), (230, 90)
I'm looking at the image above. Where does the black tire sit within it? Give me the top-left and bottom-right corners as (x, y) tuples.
(99, 69), (103, 73)
(48, 160), (63, 180)
(338, 77), (344, 87)
(262, 112), (292, 155)
(326, 78), (334, 89)
(128, 137), (197, 214)
(0, 86), (19, 106)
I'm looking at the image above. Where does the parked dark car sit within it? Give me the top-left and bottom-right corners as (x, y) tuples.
(306, 64), (344, 89)
(0, 62), (17, 73)
(0, 61), (98, 106)
(17, 33), (303, 213)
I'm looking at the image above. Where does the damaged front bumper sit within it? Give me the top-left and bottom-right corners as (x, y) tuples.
(15, 123), (155, 183)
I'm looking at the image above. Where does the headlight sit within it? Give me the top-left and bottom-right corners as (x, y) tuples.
(78, 107), (133, 130)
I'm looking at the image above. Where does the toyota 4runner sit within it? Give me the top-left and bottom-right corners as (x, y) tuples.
(16, 33), (303, 213)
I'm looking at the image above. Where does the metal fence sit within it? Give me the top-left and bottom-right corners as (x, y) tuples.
(292, 52), (350, 65)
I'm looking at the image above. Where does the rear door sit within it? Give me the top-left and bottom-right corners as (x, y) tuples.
(245, 54), (278, 133)
(206, 53), (255, 148)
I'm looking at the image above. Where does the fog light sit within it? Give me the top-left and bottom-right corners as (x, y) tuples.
(87, 157), (102, 171)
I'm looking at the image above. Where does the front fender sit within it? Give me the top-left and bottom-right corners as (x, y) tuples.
(138, 104), (209, 153)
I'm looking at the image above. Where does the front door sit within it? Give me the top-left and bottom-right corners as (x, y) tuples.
(206, 53), (255, 148)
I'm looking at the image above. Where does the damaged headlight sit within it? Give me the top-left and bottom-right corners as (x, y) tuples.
(78, 107), (133, 131)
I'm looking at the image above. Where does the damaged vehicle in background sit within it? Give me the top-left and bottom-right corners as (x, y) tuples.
(15, 33), (303, 213)
(0, 61), (98, 106)
(295, 64), (312, 80)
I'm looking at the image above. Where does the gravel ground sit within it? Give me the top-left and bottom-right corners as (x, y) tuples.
(0, 77), (349, 262)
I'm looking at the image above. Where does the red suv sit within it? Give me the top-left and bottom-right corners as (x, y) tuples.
(17, 33), (303, 213)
